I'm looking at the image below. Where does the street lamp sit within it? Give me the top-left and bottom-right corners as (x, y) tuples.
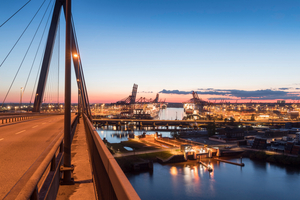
(20, 87), (24, 112)
(73, 53), (81, 118)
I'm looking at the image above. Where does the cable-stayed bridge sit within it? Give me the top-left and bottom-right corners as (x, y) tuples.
(0, 0), (140, 199)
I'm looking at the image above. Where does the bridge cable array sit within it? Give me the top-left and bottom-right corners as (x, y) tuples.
(0, 0), (47, 68)
(24, 0), (54, 94)
(1, 0), (90, 116)
(29, 1), (55, 105)
(57, 18), (60, 105)
(1, 0), (53, 107)
(0, 0), (32, 28)
(71, 15), (92, 117)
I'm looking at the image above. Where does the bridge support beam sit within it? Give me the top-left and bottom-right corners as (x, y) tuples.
(62, 0), (73, 184)
(32, 0), (63, 112)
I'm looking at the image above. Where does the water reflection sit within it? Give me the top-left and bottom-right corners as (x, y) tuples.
(170, 166), (178, 176)
(96, 108), (184, 143)
(97, 128), (172, 143)
(251, 159), (267, 171)
(127, 158), (300, 200)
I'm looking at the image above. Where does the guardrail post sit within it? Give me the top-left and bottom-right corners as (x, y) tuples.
(60, 141), (63, 153)
(30, 186), (38, 200)
(51, 155), (56, 171)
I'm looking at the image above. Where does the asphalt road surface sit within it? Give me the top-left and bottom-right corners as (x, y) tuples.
(0, 114), (65, 199)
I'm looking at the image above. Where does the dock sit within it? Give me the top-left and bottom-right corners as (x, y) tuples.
(93, 118), (296, 131)
(214, 158), (245, 166)
(199, 161), (213, 172)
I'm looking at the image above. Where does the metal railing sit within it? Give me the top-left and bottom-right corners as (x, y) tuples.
(83, 114), (140, 200)
(4, 115), (79, 200)
(0, 115), (34, 124)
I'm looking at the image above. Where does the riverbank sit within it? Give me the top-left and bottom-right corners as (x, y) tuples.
(243, 150), (300, 167)
(115, 151), (173, 172)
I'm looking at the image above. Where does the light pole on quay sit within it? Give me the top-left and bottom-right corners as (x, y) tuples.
(20, 87), (24, 112)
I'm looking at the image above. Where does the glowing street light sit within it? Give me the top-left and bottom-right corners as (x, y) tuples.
(20, 87), (24, 112)
(73, 53), (81, 117)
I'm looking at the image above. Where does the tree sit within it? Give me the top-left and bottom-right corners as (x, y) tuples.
(207, 122), (216, 137)
(171, 131), (180, 139)
(229, 117), (235, 125)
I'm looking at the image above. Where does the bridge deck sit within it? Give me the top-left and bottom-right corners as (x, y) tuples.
(0, 114), (66, 199)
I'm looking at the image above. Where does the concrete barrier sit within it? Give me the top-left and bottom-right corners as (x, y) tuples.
(0, 115), (33, 125)
(83, 114), (140, 200)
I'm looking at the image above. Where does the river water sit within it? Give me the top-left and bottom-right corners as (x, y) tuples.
(126, 158), (300, 200)
(96, 108), (185, 143)
(96, 108), (300, 199)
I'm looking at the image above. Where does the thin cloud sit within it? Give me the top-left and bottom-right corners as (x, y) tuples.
(208, 98), (236, 101)
(159, 89), (192, 95)
(159, 88), (300, 100)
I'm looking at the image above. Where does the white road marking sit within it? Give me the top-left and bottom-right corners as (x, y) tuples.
(0, 138), (4, 141)
(16, 130), (26, 135)
(32, 125), (39, 128)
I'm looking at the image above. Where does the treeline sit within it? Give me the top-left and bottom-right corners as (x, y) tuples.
(245, 151), (300, 166)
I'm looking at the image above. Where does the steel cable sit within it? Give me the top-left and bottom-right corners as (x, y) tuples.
(0, 0), (32, 28)
(30, 1), (55, 105)
(23, 0), (53, 93)
(1, 0), (48, 106)
(0, 0), (47, 68)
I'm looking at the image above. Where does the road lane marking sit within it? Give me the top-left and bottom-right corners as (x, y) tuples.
(0, 138), (4, 141)
(16, 130), (26, 135)
(32, 125), (39, 128)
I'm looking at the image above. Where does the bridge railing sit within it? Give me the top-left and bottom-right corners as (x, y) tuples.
(0, 115), (34, 125)
(4, 115), (79, 200)
(0, 113), (65, 126)
(83, 114), (140, 200)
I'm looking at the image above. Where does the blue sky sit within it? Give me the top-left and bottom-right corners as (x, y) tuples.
(0, 0), (299, 103)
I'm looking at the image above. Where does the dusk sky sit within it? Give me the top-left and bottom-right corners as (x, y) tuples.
(0, 0), (299, 104)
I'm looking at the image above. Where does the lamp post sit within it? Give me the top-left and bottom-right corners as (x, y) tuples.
(73, 53), (81, 121)
(20, 87), (24, 112)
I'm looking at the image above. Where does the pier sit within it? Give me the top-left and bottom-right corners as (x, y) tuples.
(199, 161), (213, 172)
(214, 158), (245, 166)
(93, 118), (299, 131)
